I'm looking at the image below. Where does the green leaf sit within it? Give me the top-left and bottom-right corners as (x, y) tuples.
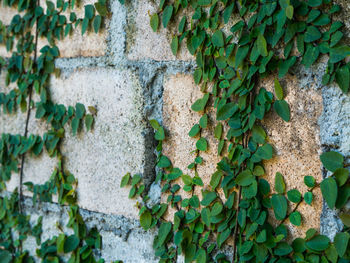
(335, 66), (350, 93)
(75, 103), (86, 119)
(340, 213), (350, 227)
(271, 194), (288, 220)
(274, 100), (290, 122)
(120, 173), (130, 187)
(307, 0), (322, 7)
(193, 68), (202, 84)
(304, 26), (321, 43)
(210, 171), (222, 189)
(196, 248), (207, 263)
(257, 34), (268, 57)
(85, 4), (95, 19)
(304, 176), (316, 188)
(189, 124), (200, 137)
(306, 235), (330, 252)
(71, 117), (80, 136)
(84, 114), (93, 131)
(171, 36), (178, 56)
(81, 17), (89, 35)
(274, 242), (293, 256)
(0, 250), (12, 263)
(235, 46), (250, 69)
(217, 102), (238, 120)
(93, 15), (101, 33)
(330, 31), (344, 47)
(157, 155), (171, 168)
(320, 177), (338, 209)
(156, 222), (172, 247)
(223, 3), (234, 24)
(302, 45), (319, 68)
(182, 174), (192, 185)
(334, 168), (349, 186)
(334, 232), (349, 257)
(217, 228), (231, 248)
(212, 30), (224, 47)
(329, 45), (350, 63)
(199, 114), (208, 128)
(191, 93), (209, 112)
(95, 2), (107, 16)
(289, 211), (302, 226)
(196, 137), (208, 151)
(285, 5), (293, 19)
(252, 125), (266, 144)
(274, 78), (284, 100)
(287, 189), (301, 203)
(162, 5), (173, 28)
(278, 56), (296, 78)
(236, 170), (255, 186)
(275, 172), (286, 194)
(150, 13), (159, 32)
(214, 123), (223, 139)
(304, 191), (313, 205)
(140, 211), (152, 230)
(201, 192), (217, 206)
(155, 127), (165, 141)
(64, 235), (80, 253)
(320, 151), (344, 172)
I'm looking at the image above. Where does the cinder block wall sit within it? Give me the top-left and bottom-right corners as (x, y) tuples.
(0, 0), (350, 262)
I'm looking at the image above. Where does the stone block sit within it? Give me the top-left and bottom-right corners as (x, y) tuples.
(14, 67), (147, 218)
(126, 0), (192, 61)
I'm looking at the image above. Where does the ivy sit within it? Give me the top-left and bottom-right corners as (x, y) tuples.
(120, 0), (350, 262)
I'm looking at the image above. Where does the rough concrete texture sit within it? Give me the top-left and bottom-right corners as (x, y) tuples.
(261, 73), (324, 238)
(21, 197), (157, 262)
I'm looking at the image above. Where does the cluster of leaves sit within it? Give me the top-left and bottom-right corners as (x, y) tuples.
(121, 0), (350, 262)
(0, 0), (110, 262)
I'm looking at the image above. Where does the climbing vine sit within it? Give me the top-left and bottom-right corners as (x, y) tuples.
(0, 0), (111, 261)
(121, 0), (350, 262)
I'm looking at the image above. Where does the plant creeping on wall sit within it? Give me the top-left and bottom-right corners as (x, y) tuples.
(121, 0), (350, 262)
(0, 0), (111, 261)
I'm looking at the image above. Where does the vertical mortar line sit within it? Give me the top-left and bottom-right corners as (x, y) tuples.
(19, 0), (39, 213)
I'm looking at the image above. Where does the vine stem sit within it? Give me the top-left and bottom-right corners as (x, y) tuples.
(19, 2), (39, 213)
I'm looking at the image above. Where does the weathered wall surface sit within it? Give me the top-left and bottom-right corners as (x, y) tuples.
(1, 0), (350, 261)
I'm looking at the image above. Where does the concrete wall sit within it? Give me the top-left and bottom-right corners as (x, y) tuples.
(1, 0), (350, 261)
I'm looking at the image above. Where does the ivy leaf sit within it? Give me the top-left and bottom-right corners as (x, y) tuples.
(304, 26), (321, 43)
(285, 5), (294, 19)
(275, 172), (286, 194)
(307, 0), (322, 7)
(320, 151), (344, 172)
(84, 4), (95, 20)
(84, 114), (94, 131)
(196, 137), (208, 151)
(193, 68), (203, 84)
(304, 175), (316, 188)
(274, 100), (290, 122)
(274, 242), (293, 256)
(155, 127), (165, 141)
(217, 228), (231, 248)
(287, 189), (301, 203)
(278, 56), (296, 78)
(0, 250), (11, 263)
(156, 222), (172, 247)
(274, 78), (284, 100)
(271, 194), (287, 220)
(191, 93), (209, 112)
(157, 155), (171, 168)
(304, 192), (313, 205)
(120, 173), (130, 187)
(140, 211), (152, 230)
(217, 102), (238, 120)
(212, 30), (224, 47)
(214, 123), (223, 139)
(171, 36), (178, 56)
(196, 248), (207, 263)
(335, 66), (350, 93)
(150, 13), (159, 32)
(210, 171), (222, 189)
(306, 235), (330, 252)
(236, 170), (255, 186)
(235, 45), (249, 69)
(289, 211), (302, 226)
(93, 15), (101, 33)
(340, 213), (350, 227)
(329, 45), (350, 63)
(189, 124), (200, 137)
(162, 5), (173, 28)
(334, 168), (349, 186)
(334, 232), (350, 257)
(302, 45), (319, 68)
(201, 192), (217, 206)
(257, 34), (268, 57)
(75, 103), (85, 119)
(71, 117), (80, 136)
(320, 177), (338, 209)
(223, 3), (234, 24)
(81, 17), (89, 35)
(64, 235), (80, 253)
